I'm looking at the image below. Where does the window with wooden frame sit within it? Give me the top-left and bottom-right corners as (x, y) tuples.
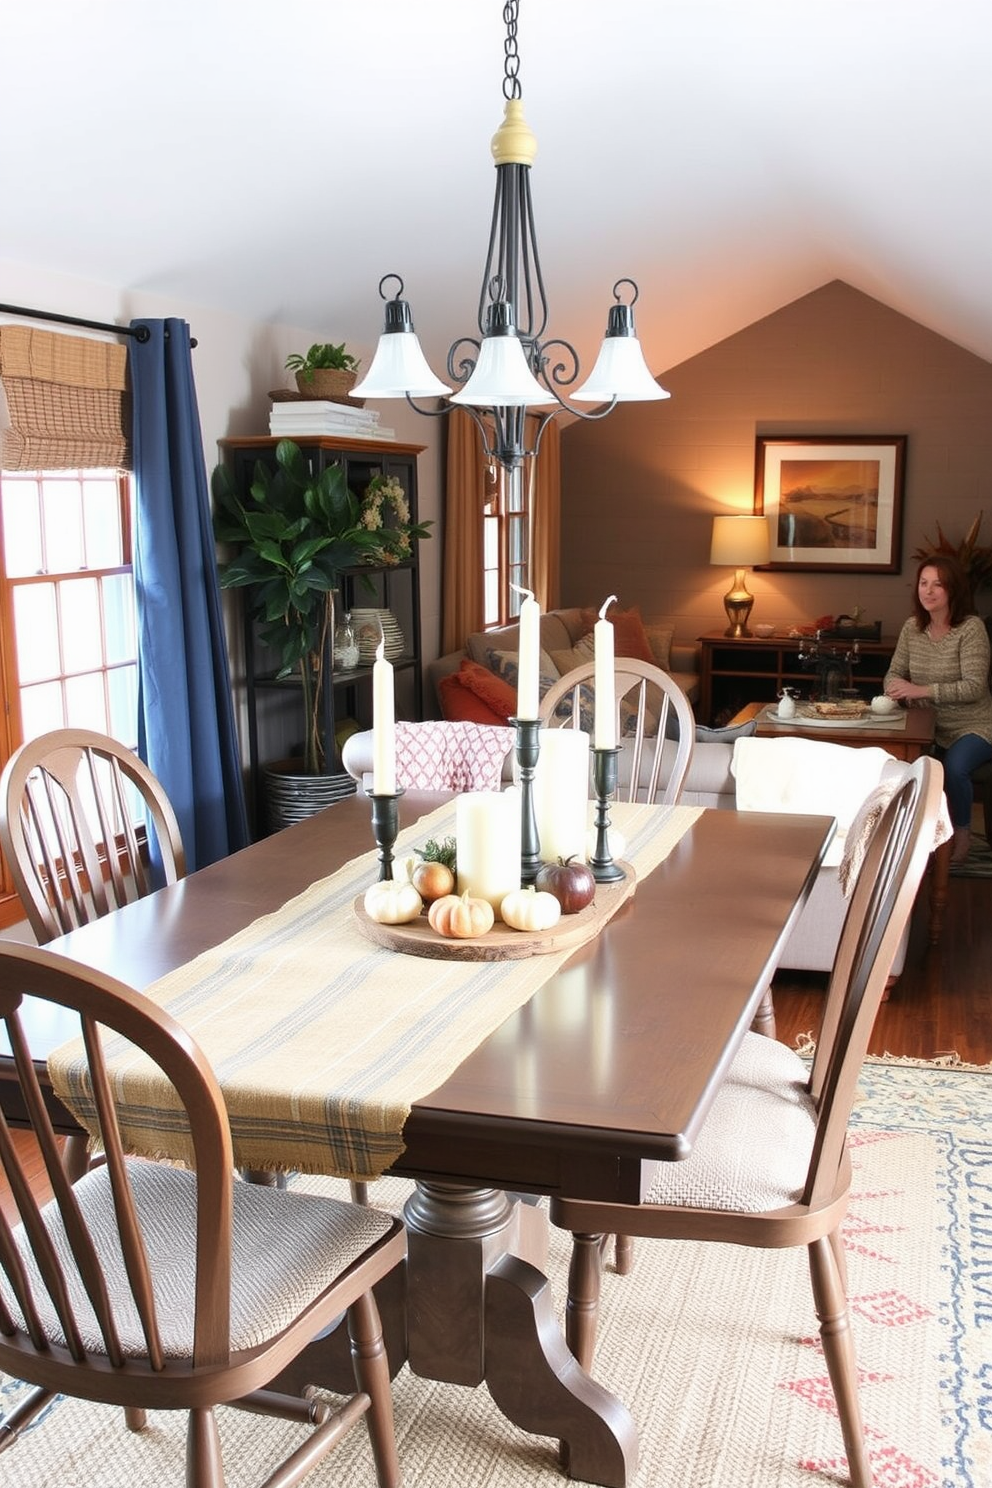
(482, 461), (531, 627)
(0, 467), (137, 927)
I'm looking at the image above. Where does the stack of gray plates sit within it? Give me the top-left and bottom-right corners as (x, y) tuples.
(352, 608), (405, 663)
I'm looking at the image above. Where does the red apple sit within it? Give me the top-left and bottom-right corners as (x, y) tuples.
(535, 856), (595, 914)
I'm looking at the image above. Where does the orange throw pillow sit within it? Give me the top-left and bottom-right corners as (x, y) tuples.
(579, 604), (655, 664)
(438, 673), (506, 725)
(438, 658), (518, 725)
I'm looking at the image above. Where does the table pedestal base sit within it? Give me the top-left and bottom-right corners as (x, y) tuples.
(271, 1180), (638, 1487)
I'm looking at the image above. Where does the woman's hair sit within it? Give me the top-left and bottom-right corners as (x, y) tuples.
(912, 553), (973, 629)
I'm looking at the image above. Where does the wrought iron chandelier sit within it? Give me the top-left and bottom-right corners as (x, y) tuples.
(352, 0), (669, 472)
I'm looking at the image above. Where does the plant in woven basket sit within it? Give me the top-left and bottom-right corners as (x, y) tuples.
(912, 512), (992, 599)
(284, 342), (361, 382)
(212, 440), (430, 775)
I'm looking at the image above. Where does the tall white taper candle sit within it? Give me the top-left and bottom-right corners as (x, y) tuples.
(510, 583), (540, 720)
(372, 635), (396, 793)
(594, 594), (618, 749)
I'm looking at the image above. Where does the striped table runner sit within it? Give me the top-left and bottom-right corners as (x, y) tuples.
(49, 800), (701, 1181)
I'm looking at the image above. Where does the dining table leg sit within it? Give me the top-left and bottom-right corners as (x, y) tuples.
(402, 1180), (639, 1488)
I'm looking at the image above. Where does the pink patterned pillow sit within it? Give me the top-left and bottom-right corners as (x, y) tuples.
(394, 721), (515, 791)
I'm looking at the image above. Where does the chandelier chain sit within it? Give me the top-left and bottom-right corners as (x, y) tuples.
(502, 0), (521, 100)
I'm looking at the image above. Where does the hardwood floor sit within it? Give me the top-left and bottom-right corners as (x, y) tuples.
(2, 863), (989, 1228)
(773, 866), (992, 1065)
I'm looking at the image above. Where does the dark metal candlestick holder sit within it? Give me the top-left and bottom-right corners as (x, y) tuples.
(590, 747), (626, 883)
(510, 716), (542, 884)
(368, 788), (405, 880)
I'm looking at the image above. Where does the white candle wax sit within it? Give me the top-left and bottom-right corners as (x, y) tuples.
(456, 789), (521, 913)
(515, 588), (541, 720)
(534, 729), (591, 863)
(371, 638), (396, 793)
(594, 596), (617, 749)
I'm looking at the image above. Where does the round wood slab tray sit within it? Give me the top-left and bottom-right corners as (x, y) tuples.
(353, 865), (636, 961)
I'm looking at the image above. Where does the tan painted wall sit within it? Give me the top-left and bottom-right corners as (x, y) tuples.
(560, 281), (992, 647)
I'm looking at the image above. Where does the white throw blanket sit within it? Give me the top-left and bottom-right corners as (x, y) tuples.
(731, 736), (898, 867)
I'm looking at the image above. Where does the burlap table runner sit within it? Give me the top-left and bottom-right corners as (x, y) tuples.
(49, 800), (701, 1181)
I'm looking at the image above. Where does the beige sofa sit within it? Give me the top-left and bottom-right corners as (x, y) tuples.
(344, 607), (747, 808)
(425, 606), (700, 716)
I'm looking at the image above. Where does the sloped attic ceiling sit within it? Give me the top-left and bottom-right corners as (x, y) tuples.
(1, 1), (990, 379)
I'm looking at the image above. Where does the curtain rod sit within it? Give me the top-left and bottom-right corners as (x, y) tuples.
(0, 302), (197, 348)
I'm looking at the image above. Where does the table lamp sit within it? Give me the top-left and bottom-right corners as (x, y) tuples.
(710, 515), (770, 637)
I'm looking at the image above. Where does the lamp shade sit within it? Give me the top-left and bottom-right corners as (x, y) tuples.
(449, 331), (556, 408)
(572, 334), (670, 404)
(709, 515), (770, 567)
(351, 330), (453, 400)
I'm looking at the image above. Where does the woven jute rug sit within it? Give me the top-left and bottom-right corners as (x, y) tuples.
(1, 1060), (988, 1487)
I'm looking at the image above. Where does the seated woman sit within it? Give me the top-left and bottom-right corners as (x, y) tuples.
(884, 554), (992, 863)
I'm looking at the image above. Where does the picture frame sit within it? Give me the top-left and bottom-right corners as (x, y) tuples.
(754, 435), (906, 573)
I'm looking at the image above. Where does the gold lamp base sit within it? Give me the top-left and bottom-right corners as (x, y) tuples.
(723, 569), (755, 638)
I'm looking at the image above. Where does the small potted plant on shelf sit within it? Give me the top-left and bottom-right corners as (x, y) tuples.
(283, 342), (362, 402)
(211, 440), (431, 816)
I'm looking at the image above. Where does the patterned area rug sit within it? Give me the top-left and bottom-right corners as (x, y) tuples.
(949, 830), (992, 878)
(1, 1060), (988, 1488)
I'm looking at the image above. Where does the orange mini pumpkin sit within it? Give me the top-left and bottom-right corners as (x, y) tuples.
(427, 891), (495, 939)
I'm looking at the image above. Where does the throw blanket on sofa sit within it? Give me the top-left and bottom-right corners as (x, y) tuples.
(394, 721), (516, 791)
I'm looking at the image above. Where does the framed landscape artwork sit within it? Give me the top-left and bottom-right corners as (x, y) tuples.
(754, 435), (906, 572)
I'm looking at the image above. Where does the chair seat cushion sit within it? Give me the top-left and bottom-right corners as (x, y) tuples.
(7, 1162), (396, 1358)
(643, 1033), (816, 1213)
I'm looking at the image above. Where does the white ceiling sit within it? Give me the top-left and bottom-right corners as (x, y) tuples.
(2, 1), (991, 379)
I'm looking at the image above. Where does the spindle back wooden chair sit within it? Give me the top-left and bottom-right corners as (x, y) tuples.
(0, 728), (186, 944)
(539, 657), (695, 805)
(550, 756), (944, 1488)
(0, 942), (405, 1488)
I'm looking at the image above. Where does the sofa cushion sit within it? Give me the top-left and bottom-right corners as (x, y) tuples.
(579, 604), (655, 664)
(438, 671), (508, 726)
(466, 612), (573, 667)
(549, 631), (596, 676)
(443, 657), (517, 723)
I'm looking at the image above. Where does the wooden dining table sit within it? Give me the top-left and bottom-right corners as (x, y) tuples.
(2, 792), (834, 1487)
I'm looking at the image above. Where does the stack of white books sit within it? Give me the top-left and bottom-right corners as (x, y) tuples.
(268, 400), (395, 441)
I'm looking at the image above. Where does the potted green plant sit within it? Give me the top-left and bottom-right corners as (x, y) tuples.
(283, 342), (362, 401)
(211, 439), (431, 795)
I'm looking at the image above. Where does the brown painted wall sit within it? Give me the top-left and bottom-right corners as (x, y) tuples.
(560, 281), (992, 646)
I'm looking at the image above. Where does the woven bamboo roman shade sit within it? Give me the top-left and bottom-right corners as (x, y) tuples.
(0, 325), (129, 469)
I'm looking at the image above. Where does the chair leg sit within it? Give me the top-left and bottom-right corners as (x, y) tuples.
(186, 1407), (226, 1487)
(0, 1385), (58, 1453)
(349, 1180), (369, 1205)
(348, 1290), (399, 1488)
(750, 985), (777, 1038)
(566, 1232), (606, 1373)
(124, 1406), (148, 1432)
(807, 1234), (872, 1488)
(613, 1233), (635, 1275)
(63, 1133), (92, 1182)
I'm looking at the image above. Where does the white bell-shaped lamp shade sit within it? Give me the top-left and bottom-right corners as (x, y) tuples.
(572, 334), (670, 403)
(449, 332), (556, 408)
(351, 282), (453, 399)
(351, 331), (452, 399)
(449, 298), (555, 408)
(572, 288), (669, 403)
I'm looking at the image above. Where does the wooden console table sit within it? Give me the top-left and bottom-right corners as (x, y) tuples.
(698, 631), (898, 726)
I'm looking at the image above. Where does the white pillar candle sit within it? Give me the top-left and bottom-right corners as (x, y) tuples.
(511, 583), (540, 720)
(534, 729), (591, 863)
(594, 594), (618, 749)
(456, 788), (521, 913)
(372, 636), (396, 793)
